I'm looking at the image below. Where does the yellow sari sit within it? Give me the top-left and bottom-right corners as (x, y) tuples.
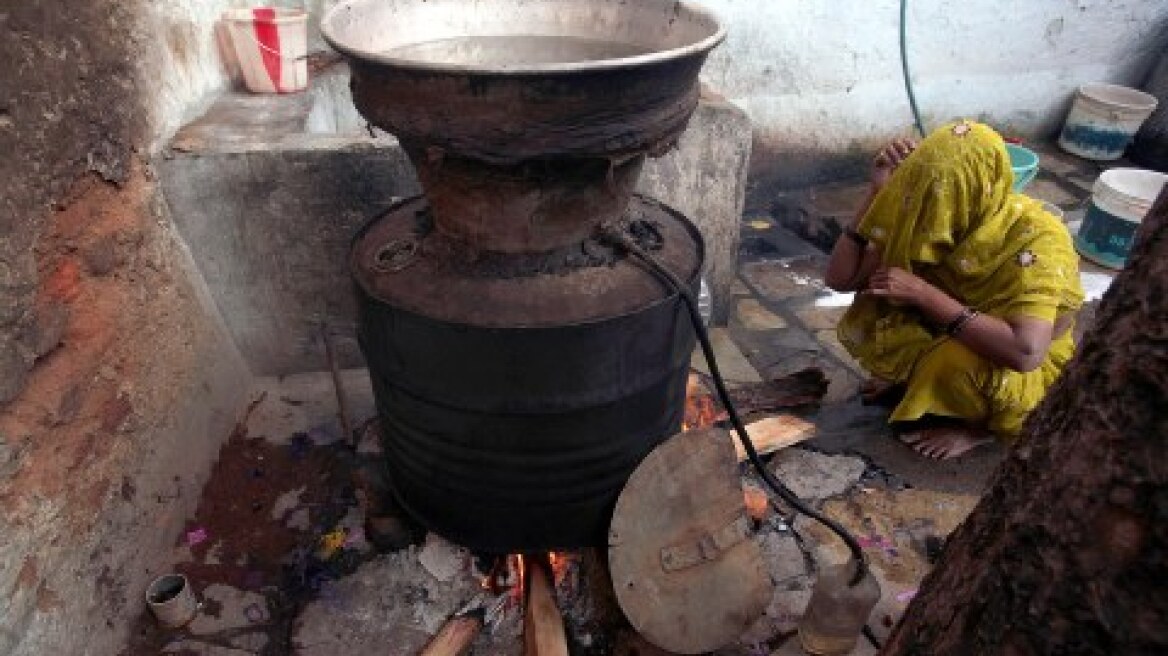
(838, 121), (1084, 438)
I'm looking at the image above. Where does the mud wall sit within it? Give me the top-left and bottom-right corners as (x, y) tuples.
(0, 2), (251, 654)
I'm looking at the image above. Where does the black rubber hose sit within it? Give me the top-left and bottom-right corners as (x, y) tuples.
(599, 225), (869, 585)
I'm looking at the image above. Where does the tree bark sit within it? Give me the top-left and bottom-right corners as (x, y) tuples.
(881, 189), (1168, 655)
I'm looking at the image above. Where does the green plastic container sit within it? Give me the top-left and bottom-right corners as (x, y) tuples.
(1006, 143), (1039, 192)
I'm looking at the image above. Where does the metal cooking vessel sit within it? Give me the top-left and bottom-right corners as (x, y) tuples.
(322, 0), (726, 252)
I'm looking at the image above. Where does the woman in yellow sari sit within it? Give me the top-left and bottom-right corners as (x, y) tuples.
(825, 121), (1084, 459)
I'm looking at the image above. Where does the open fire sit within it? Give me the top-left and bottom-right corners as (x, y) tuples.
(480, 552), (578, 600)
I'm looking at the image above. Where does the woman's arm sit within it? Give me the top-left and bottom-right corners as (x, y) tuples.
(824, 187), (883, 291)
(866, 267), (1055, 373)
(824, 138), (917, 292)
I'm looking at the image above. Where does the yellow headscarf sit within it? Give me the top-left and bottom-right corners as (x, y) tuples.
(838, 121), (1085, 382)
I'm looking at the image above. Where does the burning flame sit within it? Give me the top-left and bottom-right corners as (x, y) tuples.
(514, 554), (527, 601)
(480, 552), (576, 600)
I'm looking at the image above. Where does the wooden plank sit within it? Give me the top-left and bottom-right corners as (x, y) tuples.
(524, 562), (569, 656)
(418, 612), (483, 656)
(733, 414), (816, 462)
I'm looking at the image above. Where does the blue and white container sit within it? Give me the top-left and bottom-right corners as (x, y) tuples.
(1059, 84), (1158, 161)
(1075, 168), (1167, 270)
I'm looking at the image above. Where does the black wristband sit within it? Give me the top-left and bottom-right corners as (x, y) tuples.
(946, 307), (979, 336)
(843, 227), (869, 247)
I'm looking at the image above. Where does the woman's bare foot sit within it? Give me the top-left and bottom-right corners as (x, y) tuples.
(899, 427), (992, 460)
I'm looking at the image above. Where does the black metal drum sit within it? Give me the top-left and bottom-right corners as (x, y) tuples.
(352, 195), (702, 552)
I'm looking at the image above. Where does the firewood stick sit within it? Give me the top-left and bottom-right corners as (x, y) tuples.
(418, 610), (484, 656)
(524, 561), (568, 656)
(733, 415), (816, 462)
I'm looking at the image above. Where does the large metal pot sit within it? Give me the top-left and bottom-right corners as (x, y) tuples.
(321, 0), (725, 252)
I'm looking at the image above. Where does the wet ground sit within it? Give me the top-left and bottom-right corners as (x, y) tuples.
(120, 142), (1116, 655)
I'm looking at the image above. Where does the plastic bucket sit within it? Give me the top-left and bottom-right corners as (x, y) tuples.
(1058, 84), (1158, 161)
(1075, 168), (1167, 270)
(224, 8), (308, 94)
(1006, 143), (1039, 192)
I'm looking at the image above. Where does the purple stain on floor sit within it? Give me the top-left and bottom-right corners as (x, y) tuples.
(243, 570), (265, 590)
(858, 534), (899, 557)
(186, 527), (209, 547)
(287, 433), (313, 460)
(307, 424), (341, 445)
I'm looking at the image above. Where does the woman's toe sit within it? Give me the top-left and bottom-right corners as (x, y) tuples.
(898, 431), (925, 446)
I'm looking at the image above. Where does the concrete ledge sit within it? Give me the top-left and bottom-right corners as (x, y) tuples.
(160, 76), (753, 375)
(640, 97), (753, 324)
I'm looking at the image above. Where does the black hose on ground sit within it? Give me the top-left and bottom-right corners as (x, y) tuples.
(599, 225), (870, 587)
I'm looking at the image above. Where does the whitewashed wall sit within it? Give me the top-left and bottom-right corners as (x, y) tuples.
(140, 0), (256, 148)
(143, 0), (1168, 192)
(696, 0), (1168, 193)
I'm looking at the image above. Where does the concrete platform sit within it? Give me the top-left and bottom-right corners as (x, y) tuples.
(158, 65), (753, 376)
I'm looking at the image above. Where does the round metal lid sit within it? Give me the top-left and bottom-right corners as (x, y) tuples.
(608, 428), (773, 654)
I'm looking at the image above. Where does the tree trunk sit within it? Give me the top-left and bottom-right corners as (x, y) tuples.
(881, 190), (1168, 655)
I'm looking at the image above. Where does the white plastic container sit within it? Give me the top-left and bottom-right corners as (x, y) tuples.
(1075, 168), (1167, 270)
(1058, 84), (1158, 161)
(224, 8), (309, 94)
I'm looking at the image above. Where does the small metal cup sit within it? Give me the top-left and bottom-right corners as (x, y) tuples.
(145, 574), (198, 628)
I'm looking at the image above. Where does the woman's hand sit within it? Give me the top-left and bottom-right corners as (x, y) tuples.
(871, 138), (918, 191)
(864, 266), (934, 306)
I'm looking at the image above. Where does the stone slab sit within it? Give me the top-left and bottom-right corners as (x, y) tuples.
(691, 327), (764, 386)
(741, 259), (827, 303)
(1028, 141), (1101, 179)
(770, 449), (867, 502)
(735, 298), (788, 331)
(1023, 176), (1084, 209)
(793, 303), (847, 333)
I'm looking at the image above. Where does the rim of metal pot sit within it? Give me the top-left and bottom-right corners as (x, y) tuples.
(320, 0), (726, 76)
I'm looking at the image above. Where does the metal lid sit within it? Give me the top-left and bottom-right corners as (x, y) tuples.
(608, 428), (773, 654)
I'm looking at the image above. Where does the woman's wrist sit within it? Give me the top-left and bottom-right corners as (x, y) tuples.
(913, 280), (947, 312)
(916, 283), (967, 327)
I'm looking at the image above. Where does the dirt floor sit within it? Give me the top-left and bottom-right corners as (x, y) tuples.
(118, 256), (1001, 656)
(120, 147), (1116, 654)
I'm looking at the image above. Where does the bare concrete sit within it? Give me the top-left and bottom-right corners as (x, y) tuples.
(640, 95), (753, 324)
(160, 69), (753, 375)
(159, 131), (420, 375)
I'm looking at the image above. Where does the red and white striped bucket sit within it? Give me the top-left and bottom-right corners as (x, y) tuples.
(224, 7), (309, 94)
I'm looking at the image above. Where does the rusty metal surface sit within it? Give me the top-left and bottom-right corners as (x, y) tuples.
(347, 56), (708, 165)
(323, 0), (724, 251)
(351, 195), (704, 327)
(405, 148), (646, 253)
